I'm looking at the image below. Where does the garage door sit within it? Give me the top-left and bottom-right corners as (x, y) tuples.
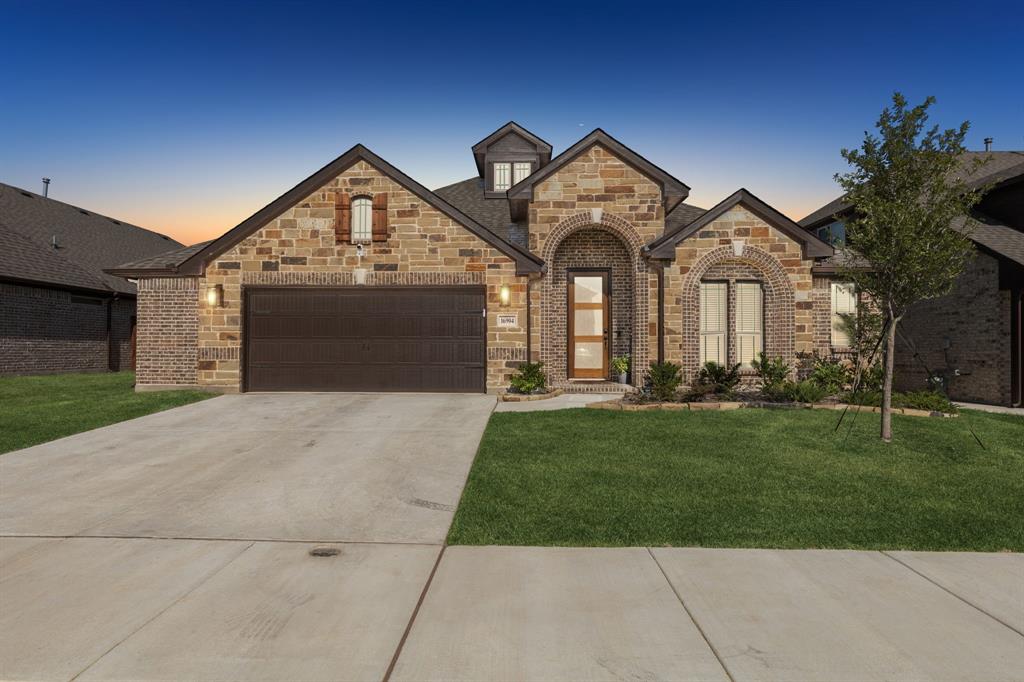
(244, 287), (487, 392)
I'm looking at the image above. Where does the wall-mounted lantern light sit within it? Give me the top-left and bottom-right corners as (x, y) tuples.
(499, 284), (511, 307)
(732, 239), (745, 257)
(205, 283), (223, 307)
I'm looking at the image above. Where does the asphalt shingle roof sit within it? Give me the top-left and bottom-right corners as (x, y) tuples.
(111, 240), (213, 272)
(0, 183), (182, 294)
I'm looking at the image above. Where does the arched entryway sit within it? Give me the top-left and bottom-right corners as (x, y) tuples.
(540, 212), (648, 386)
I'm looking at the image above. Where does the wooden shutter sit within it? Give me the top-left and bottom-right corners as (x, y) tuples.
(735, 282), (763, 367)
(335, 193), (351, 244)
(371, 193), (388, 242)
(831, 282), (857, 346)
(700, 282), (727, 366)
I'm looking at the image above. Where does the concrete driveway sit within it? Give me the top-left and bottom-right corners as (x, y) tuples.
(3, 394), (1023, 681)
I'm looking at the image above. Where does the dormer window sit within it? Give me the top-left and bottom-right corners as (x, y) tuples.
(493, 163), (511, 191)
(513, 162), (532, 185)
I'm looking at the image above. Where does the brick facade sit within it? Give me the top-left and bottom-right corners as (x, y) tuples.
(895, 251), (1012, 404)
(135, 277), (199, 387)
(1, 282), (135, 376)
(662, 206), (829, 381)
(136, 160), (527, 392)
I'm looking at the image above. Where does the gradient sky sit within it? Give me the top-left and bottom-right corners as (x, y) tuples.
(2, 0), (1022, 247)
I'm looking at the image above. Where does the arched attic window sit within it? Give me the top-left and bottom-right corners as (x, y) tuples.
(351, 196), (373, 242)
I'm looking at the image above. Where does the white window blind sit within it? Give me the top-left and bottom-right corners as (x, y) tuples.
(831, 282), (857, 346)
(700, 282), (727, 366)
(735, 282), (763, 367)
(493, 163), (511, 191)
(513, 162), (531, 185)
(352, 197), (372, 242)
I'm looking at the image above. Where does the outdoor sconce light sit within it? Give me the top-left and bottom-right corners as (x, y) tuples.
(499, 284), (511, 307)
(205, 284), (223, 307)
(732, 239), (745, 257)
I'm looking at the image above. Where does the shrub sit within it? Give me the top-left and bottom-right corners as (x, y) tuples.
(784, 379), (829, 403)
(809, 357), (851, 394)
(753, 353), (790, 392)
(696, 361), (741, 395)
(845, 389), (957, 413)
(611, 355), (631, 375)
(646, 361), (682, 402)
(509, 361), (547, 394)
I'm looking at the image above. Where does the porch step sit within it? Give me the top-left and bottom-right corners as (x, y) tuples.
(553, 380), (636, 394)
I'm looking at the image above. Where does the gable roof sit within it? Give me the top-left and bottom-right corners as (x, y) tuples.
(0, 182), (181, 294)
(112, 145), (543, 278)
(954, 213), (1024, 268)
(471, 122), (552, 176)
(646, 188), (834, 259)
(799, 151), (1024, 230)
(506, 129), (690, 221)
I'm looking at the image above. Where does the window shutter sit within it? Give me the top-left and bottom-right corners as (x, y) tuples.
(371, 193), (388, 242)
(735, 282), (763, 367)
(700, 282), (727, 366)
(335, 193), (351, 244)
(831, 282), (857, 346)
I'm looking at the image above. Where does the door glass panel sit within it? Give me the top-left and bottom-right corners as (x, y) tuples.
(574, 309), (602, 336)
(573, 276), (603, 304)
(574, 342), (603, 369)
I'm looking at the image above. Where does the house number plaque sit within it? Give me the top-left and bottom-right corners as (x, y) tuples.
(497, 313), (518, 328)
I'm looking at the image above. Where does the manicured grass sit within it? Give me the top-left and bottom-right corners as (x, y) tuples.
(0, 372), (212, 454)
(448, 407), (1024, 551)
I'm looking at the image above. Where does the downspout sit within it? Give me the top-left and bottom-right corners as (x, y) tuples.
(656, 262), (665, 363)
(525, 276), (532, 361)
(105, 294), (114, 371)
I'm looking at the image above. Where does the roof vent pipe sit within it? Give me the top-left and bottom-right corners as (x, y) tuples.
(984, 138), (993, 152)
(42, 178), (51, 197)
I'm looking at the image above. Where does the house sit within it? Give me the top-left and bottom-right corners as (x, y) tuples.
(799, 151), (1024, 407)
(0, 183), (183, 375)
(108, 122), (848, 394)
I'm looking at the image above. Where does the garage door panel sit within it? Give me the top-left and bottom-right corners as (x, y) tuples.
(245, 287), (487, 392)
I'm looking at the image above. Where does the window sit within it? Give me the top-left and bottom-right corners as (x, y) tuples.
(735, 282), (764, 367)
(493, 163), (511, 191)
(831, 282), (857, 346)
(513, 162), (532, 185)
(700, 282), (727, 366)
(817, 220), (846, 246)
(352, 196), (372, 242)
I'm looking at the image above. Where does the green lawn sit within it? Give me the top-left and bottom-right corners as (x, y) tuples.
(448, 407), (1024, 551)
(0, 372), (212, 454)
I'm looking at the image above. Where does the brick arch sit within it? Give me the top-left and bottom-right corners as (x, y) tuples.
(680, 244), (796, 378)
(541, 212), (649, 386)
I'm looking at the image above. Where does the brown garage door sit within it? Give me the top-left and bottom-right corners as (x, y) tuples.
(244, 287), (487, 392)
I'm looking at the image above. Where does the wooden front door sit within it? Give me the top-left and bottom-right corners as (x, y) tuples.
(568, 271), (610, 379)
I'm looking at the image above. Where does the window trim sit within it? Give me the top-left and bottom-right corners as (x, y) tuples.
(831, 281), (857, 347)
(734, 280), (764, 369)
(492, 162), (512, 192)
(699, 280), (729, 367)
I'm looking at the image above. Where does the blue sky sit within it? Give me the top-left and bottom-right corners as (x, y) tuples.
(2, 0), (1021, 245)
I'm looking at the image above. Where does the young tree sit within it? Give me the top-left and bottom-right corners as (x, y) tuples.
(836, 93), (986, 442)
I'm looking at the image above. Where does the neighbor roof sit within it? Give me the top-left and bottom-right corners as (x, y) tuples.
(647, 188), (833, 259)
(111, 145), (544, 278)
(954, 214), (1024, 268)
(0, 183), (182, 294)
(798, 151), (1024, 230)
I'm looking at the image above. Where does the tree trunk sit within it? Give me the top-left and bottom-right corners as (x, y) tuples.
(881, 314), (900, 443)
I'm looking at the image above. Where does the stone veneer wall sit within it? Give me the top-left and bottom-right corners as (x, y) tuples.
(664, 205), (823, 380)
(527, 144), (663, 383)
(190, 160), (527, 392)
(895, 251), (1011, 404)
(135, 277), (198, 386)
(1, 283), (135, 376)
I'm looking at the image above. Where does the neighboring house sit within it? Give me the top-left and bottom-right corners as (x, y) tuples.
(800, 151), (1024, 407)
(108, 122), (843, 394)
(0, 183), (183, 376)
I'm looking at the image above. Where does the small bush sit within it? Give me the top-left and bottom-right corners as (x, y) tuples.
(696, 361), (741, 395)
(646, 361), (682, 402)
(809, 356), (851, 394)
(509, 361), (547, 394)
(753, 353), (790, 392)
(844, 389), (957, 413)
(783, 379), (829, 404)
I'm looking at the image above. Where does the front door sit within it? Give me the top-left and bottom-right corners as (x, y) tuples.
(568, 271), (610, 379)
